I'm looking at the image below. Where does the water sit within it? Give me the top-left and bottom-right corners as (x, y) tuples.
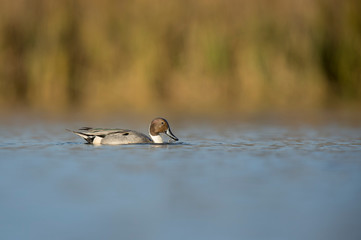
(1, 119), (361, 240)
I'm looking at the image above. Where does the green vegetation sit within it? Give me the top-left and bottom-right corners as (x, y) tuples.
(0, 0), (360, 114)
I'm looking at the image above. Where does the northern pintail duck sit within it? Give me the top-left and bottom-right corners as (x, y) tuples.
(69, 117), (178, 145)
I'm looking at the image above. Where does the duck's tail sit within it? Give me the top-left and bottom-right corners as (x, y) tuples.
(66, 129), (95, 144)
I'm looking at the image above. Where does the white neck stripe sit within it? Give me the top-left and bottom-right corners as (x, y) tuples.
(150, 134), (163, 143)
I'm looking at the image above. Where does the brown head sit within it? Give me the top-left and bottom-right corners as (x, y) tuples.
(149, 117), (178, 142)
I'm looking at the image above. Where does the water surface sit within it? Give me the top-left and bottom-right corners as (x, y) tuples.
(1, 120), (361, 240)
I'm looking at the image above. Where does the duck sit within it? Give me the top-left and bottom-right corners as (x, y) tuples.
(68, 117), (178, 145)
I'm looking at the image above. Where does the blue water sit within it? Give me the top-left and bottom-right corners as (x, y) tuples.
(1, 119), (361, 240)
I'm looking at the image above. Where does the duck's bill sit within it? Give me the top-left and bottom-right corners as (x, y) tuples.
(166, 128), (178, 141)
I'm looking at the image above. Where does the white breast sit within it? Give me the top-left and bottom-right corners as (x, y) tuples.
(150, 134), (163, 143)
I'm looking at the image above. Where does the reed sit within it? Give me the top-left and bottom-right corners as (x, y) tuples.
(0, 0), (360, 114)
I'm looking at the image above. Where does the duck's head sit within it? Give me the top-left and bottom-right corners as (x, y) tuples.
(149, 117), (178, 143)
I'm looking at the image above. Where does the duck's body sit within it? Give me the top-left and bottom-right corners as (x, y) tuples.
(69, 118), (178, 145)
(72, 128), (153, 145)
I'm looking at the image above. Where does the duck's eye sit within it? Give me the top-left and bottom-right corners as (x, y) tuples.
(161, 122), (164, 124)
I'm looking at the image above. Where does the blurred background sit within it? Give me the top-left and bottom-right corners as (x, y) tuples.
(0, 0), (360, 117)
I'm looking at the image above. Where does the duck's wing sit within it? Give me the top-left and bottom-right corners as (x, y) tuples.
(77, 127), (131, 135)
(101, 130), (152, 144)
(67, 127), (132, 144)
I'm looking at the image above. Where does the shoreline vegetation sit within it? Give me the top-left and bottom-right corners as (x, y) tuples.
(0, 0), (360, 116)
